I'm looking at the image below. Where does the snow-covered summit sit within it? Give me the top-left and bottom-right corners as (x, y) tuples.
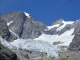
(47, 24), (60, 30)
(56, 20), (74, 31)
(42, 20), (75, 47)
(47, 20), (74, 31)
(24, 12), (30, 18)
(52, 19), (64, 25)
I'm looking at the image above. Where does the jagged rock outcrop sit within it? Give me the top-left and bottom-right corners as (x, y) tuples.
(69, 34), (80, 51)
(13, 50), (47, 60)
(52, 19), (64, 25)
(1, 11), (47, 39)
(73, 20), (80, 35)
(0, 18), (11, 41)
(0, 43), (19, 60)
(44, 19), (74, 35)
(69, 20), (80, 51)
(1, 11), (80, 60)
(0, 18), (17, 41)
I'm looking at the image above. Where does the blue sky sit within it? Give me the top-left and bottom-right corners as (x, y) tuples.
(0, 0), (80, 25)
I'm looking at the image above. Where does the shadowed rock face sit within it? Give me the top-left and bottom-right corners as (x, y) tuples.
(0, 17), (19, 60)
(0, 18), (11, 41)
(0, 18), (17, 41)
(73, 20), (80, 35)
(69, 34), (80, 51)
(1, 11), (80, 52)
(1, 11), (47, 39)
(12, 50), (47, 60)
(69, 20), (80, 51)
(1, 11), (75, 40)
(0, 43), (19, 60)
(1, 11), (27, 37)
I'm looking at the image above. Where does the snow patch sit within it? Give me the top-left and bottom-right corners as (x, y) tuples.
(9, 29), (19, 38)
(34, 28), (74, 46)
(32, 21), (37, 25)
(24, 12), (30, 18)
(7, 21), (13, 26)
(57, 21), (74, 31)
(47, 24), (60, 30)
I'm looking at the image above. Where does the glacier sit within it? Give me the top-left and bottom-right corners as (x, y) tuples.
(0, 20), (75, 58)
(34, 28), (74, 46)
(0, 36), (59, 57)
(10, 39), (59, 57)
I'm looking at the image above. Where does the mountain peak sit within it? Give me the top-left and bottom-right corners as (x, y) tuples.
(52, 19), (64, 25)
(24, 12), (30, 18)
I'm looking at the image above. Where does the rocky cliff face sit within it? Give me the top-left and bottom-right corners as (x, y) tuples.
(1, 11), (80, 52)
(69, 34), (80, 51)
(44, 19), (74, 35)
(12, 50), (47, 60)
(1, 11), (75, 40)
(1, 11), (47, 39)
(0, 18), (19, 60)
(0, 18), (17, 41)
(48, 19), (80, 51)
(1, 11), (80, 60)
(69, 20), (80, 51)
(0, 43), (19, 60)
(0, 18), (11, 41)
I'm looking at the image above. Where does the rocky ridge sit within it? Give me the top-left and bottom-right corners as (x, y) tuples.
(0, 11), (80, 60)
(1, 11), (47, 40)
(0, 43), (19, 60)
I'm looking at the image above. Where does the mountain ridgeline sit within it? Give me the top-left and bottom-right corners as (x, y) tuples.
(0, 11), (80, 51)
(1, 11), (47, 40)
(0, 11), (80, 60)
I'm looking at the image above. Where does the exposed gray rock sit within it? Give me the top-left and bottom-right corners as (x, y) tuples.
(0, 43), (19, 60)
(0, 18), (11, 41)
(1, 11), (47, 40)
(57, 24), (74, 35)
(69, 20), (80, 51)
(12, 50), (47, 60)
(60, 51), (80, 60)
(52, 19), (64, 25)
(44, 19), (74, 35)
(69, 34), (80, 51)
(43, 27), (58, 35)
(22, 20), (46, 39)
(73, 20), (80, 35)
(1, 11), (27, 37)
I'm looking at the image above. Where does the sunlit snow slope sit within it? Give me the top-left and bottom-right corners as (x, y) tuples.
(10, 39), (59, 57)
(3, 19), (75, 57)
(34, 21), (74, 46)
(0, 36), (59, 57)
(24, 12), (30, 18)
(0, 36), (13, 49)
(35, 29), (74, 46)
